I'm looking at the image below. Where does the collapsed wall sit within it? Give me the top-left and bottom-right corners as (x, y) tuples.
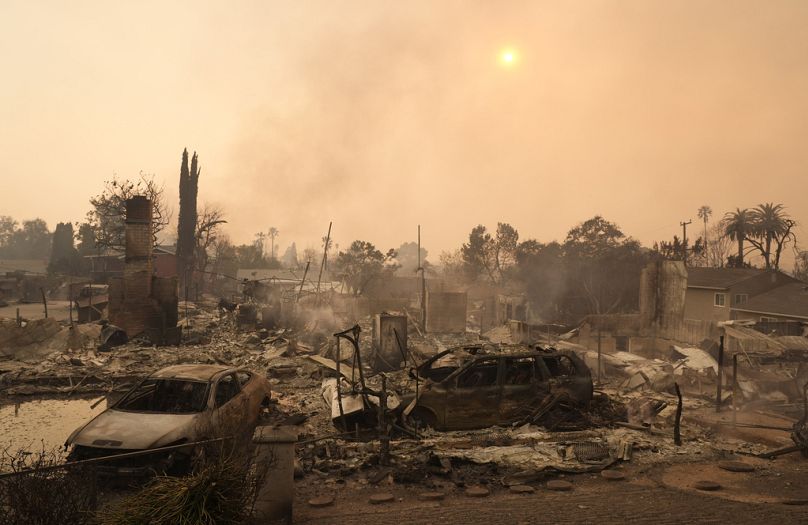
(108, 196), (179, 343)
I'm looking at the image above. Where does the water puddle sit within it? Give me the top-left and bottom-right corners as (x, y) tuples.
(0, 397), (109, 453)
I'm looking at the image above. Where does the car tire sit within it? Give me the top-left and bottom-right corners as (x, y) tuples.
(408, 408), (437, 431)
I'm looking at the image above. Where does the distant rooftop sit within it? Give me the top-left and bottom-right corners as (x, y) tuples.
(687, 267), (774, 290)
(0, 259), (48, 275)
(237, 268), (313, 282)
(732, 282), (808, 320)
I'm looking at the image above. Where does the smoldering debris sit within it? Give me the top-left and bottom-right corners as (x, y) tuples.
(2, 277), (807, 519)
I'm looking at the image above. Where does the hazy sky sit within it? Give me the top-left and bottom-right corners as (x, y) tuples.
(2, 1), (807, 263)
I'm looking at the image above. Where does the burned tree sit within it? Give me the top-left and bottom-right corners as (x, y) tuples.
(85, 174), (168, 251)
(194, 204), (227, 283)
(177, 149), (200, 292)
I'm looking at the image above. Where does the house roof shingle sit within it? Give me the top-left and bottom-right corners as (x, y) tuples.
(732, 282), (808, 320)
(686, 267), (766, 289)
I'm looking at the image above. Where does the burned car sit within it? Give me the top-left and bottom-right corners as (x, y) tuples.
(399, 346), (593, 431)
(65, 364), (272, 474)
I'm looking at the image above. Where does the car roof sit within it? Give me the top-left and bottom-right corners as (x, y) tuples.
(150, 364), (233, 381)
(469, 350), (566, 360)
(419, 345), (567, 371)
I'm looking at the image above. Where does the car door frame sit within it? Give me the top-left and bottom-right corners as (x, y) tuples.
(208, 371), (248, 436)
(540, 353), (593, 404)
(443, 356), (504, 430)
(499, 355), (550, 423)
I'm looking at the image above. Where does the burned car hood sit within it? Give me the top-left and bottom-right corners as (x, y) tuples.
(67, 409), (199, 450)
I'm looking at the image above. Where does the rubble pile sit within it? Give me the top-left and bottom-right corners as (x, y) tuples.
(2, 292), (806, 506)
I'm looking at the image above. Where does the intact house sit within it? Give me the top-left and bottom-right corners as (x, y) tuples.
(731, 282), (808, 325)
(684, 267), (801, 323)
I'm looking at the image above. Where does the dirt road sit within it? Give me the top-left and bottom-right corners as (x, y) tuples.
(295, 461), (808, 524)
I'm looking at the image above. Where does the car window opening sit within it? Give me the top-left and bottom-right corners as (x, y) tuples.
(543, 356), (576, 377)
(216, 374), (241, 407)
(457, 361), (499, 387)
(116, 379), (209, 413)
(422, 366), (456, 382)
(504, 358), (534, 385)
(236, 371), (252, 387)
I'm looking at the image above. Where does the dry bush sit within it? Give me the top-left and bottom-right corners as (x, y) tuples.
(0, 445), (97, 525)
(95, 440), (269, 525)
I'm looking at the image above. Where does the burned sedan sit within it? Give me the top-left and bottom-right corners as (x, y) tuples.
(65, 364), (272, 474)
(399, 346), (593, 431)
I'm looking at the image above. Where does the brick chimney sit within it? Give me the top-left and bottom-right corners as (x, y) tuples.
(123, 196), (153, 301)
(108, 196), (179, 340)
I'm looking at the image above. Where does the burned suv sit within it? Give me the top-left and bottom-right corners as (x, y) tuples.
(399, 346), (593, 431)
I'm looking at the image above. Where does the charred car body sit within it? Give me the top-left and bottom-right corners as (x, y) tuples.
(65, 364), (272, 475)
(399, 345), (593, 431)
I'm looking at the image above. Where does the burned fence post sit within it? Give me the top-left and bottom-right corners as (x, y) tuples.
(716, 335), (724, 413)
(674, 382), (683, 446)
(40, 287), (47, 318)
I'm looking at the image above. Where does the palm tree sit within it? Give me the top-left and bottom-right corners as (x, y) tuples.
(267, 227), (279, 260)
(723, 208), (752, 266)
(750, 203), (788, 269)
(697, 205), (712, 246)
(254, 232), (266, 258)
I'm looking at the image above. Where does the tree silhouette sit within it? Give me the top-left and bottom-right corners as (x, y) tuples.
(267, 227), (279, 260)
(722, 208), (753, 267)
(697, 205), (712, 247)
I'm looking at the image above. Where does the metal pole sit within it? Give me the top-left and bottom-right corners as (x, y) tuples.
(418, 225), (426, 333)
(296, 260), (310, 303)
(674, 382), (683, 445)
(315, 222), (332, 306)
(716, 335), (724, 412)
(680, 219), (692, 266)
(335, 337), (347, 433)
(68, 278), (74, 326)
(732, 354), (738, 425)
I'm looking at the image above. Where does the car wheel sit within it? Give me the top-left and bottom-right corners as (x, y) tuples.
(408, 408), (437, 431)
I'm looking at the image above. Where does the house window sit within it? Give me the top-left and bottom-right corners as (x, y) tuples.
(734, 294), (748, 305)
(714, 293), (726, 307)
(760, 316), (779, 323)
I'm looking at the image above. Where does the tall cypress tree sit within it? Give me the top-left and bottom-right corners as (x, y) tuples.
(48, 222), (79, 275)
(177, 149), (200, 293)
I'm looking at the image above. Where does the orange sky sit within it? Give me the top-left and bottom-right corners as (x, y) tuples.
(2, 1), (807, 264)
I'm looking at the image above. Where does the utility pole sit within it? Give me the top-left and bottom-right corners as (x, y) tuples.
(418, 225), (426, 333)
(315, 222), (332, 306)
(680, 220), (692, 266)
